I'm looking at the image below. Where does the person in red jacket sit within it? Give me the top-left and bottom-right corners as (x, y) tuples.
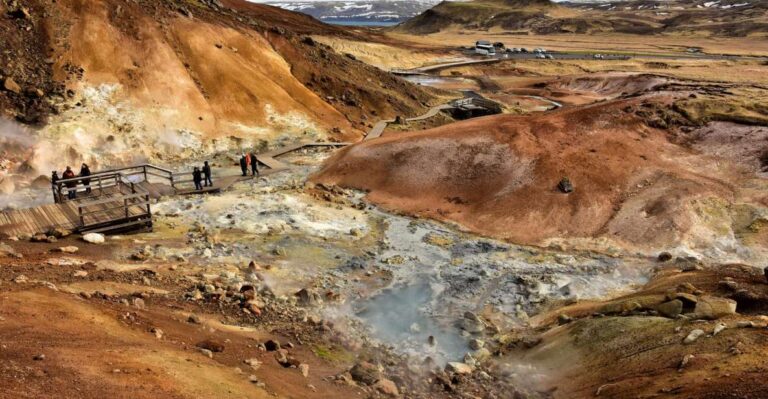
(62, 166), (76, 199)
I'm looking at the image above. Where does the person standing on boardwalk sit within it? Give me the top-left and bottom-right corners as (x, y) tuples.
(79, 163), (92, 195)
(62, 166), (76, 199)
(250, 152), (259, 176)
(239, 154), (247, 177)
(192, 166), (203, 191)
(51, 171), (60, 202)
(202, 161), (213, 187)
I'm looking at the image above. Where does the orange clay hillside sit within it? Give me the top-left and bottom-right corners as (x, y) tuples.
(312, 87), (768, 255)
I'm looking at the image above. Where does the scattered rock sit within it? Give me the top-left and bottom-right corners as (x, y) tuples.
(299, 363), (310, 377)
(374, 378), (399, 397)
(73, 270), (88, 278)
(469, 338), (485, 351)
(656, 300), (683, 318)
(713, 323), (727, 336)
(13, 274), (28, 284)
(33, 354), (45, 361)
(31, 234), (56, 243)
(350, 362), (380, 385)
(657, 252), (673, 262)
(678, 354), (694, 371)
(187, 314), (202, 324)
(557, 314), (573, 325)
(295, 288), (319, 307)
(55, 246), (79, 254)
(197, 339), (225, 353)
(48, 227), (71, 238)
(151, 327), (164, 339)
(82, 233), (105, 244)
(199, 348), (213, 358)
(557, 177), (574, 193)
(244, 358), (262, 370)
(3, 77), (21, 94)
(683, 329), (705, 344)
(445, 362), (473, 375)
(132, 298), (146, 309)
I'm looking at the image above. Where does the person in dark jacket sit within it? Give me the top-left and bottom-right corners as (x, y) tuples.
(202, 161), (213, 187)
(62, 166), (76, 199)
(79, 163), (92, 194)
(239, 154), (247, 177)
(250, 152), (259, 176)
(192, 167), (203, 191)
(51, 171), (60, 203)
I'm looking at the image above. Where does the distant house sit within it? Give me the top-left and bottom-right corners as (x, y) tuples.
(475, 40), (496, 56)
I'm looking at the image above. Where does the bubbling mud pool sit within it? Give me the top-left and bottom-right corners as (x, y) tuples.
(148, 150), (653, 365)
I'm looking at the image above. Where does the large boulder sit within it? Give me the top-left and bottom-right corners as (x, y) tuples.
(445, 362), (474, 374)
(693, 296), (737, 320)
(655, 299), (683, 318)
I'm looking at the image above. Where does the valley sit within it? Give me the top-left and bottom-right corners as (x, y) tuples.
(1, 0), (768, 398)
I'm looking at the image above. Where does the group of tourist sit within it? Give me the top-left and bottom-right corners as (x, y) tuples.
(51, 164), (91, 200)
(239, 152), (259, 177)
(191, 161), (213, 191)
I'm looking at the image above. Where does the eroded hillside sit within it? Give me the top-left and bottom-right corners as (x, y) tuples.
(0, 0), (439, 175)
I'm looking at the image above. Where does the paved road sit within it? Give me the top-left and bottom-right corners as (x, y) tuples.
(462, 49), (767, 62)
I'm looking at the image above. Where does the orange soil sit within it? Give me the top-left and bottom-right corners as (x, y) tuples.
(312, 95), (747, 249)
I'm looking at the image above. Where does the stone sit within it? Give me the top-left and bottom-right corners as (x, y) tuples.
(73, 270), (88, 278)
(199, 348), (213, 358)
(82, 233), (105, 244)
(557, 314), (573, 325)
(683, 329), (705, 344)
(445, 362), (473, 375)
(132, 298), (146, 309)
(274, 349), (290, 366)
(678, 354), (694, 371)
(48, 227), (71, 238)
(13, 274), (28, 284)
(469, 339), (485, 350)
(197, 339), (225, 353)
(472, 348), (492, 361)
(295, 288), (318, 307)
(657, 252), (673, 262)
(350, 362), (380, 385)
(244, 358), (262, 370)
(264, 339), (281, 351)
(56, 246), (79, 254)
(374, 378), (399, 397)
(713, 322), (727, 336)
(349, 228), (363, 237)
(299, 363), (310, 377)
(33, 354), (45, 361)
(3, 77), (21, 94)
(693, 296), (737, 320)
(557, 177), (574, 193)
(187, 314), (201, 324)
(151, 327), (164, 339)
(656, 300), (683, 318)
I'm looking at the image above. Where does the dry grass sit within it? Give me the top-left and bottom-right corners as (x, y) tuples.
(387, 31), (768, 57)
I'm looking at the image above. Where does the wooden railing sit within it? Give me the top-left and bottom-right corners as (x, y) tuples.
(75, 174), (152, 232)
(53, 164), (175, 203)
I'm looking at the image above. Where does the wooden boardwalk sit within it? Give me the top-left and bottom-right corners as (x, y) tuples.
(365, 104), (455, 140)
(0, 142), (351, 237)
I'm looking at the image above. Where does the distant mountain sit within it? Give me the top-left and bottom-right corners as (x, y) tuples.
(396, 0), (768, 36)
(251, 0), (441, 25)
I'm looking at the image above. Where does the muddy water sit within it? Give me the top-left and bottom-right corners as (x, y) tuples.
(152, 150), (653, 364)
